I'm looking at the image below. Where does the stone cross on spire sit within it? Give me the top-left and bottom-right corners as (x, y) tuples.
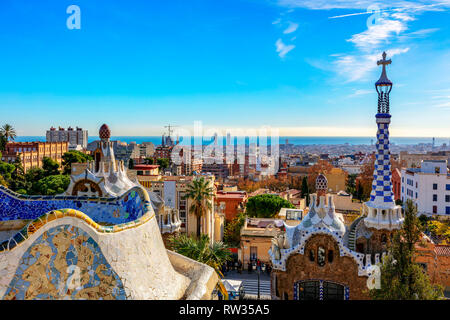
(376, 51), (392, 86)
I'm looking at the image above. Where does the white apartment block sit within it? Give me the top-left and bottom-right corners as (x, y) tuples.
(401, 160), (450, 216)
(46, 126), (88, 149)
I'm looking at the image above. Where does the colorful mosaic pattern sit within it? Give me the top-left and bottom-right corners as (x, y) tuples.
(0, 207), (154, 252)
(0, 185), (147, 224)
(369, 114), (395, 206)
(2, 224), (126, 300)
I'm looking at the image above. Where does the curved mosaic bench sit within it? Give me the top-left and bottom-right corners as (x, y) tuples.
(0, 185), (150, 225)
(0, 186), (218, 300)
(0, 207), (154, 252)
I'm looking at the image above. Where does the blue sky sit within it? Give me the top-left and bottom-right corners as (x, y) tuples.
(0, 0), (449, 137)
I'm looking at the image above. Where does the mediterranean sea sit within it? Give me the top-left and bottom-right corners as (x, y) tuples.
(13, 136), (449, 146)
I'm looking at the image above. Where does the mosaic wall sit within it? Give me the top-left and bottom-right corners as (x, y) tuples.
(2, 224), (126, 300)
(0, 185), (147, 225)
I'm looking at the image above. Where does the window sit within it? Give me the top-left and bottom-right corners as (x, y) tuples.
(446, 184), (450, 191)
(446, 195), (450, 203)
(328, 250), (334, 263)
(309, 249), (315, 262)
(250, 246), (257, 261)
(317, 247), (326, 267)
(433, 194), (438, 202)
(435, 167), (440, 174)
(433, 183), (438, 190)
(433, 206), (437, 214)
(446, 207), (450, 215)
(381, 234), (387, 244)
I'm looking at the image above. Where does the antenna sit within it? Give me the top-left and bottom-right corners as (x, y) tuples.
(164, 124), (179, 137)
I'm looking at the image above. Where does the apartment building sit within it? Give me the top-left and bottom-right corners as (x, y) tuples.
(46, 126), (88, 149)
(401, 160), (450, 216)
(2, 141), (68, 173)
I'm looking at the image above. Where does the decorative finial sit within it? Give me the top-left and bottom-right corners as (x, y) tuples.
(376, 51), (392, 87)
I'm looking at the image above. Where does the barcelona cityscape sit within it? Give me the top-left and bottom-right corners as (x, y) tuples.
(0, 0), (449, 309)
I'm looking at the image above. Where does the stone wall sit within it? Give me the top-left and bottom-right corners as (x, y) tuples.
(273, 234), (370, 300)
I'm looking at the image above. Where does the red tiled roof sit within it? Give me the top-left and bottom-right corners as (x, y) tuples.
(435, 245), (450, 257)
(134, 165), (159, 170)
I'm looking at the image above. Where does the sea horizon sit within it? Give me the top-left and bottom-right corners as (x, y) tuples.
(11, 136), (450, 146)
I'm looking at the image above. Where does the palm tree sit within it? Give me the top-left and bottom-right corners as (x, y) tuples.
(0, 124), (17, 142)
(184, 177), (214, 237)
(169, 234), (231, 299)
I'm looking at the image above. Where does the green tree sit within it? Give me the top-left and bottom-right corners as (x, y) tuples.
(0, 161), (15, 184)
(144, 157), (154, 165)
(346, 173), (357, 196)
(370, 200), (443, 300)
(184, 177), (214, 237)
(128, 158), (134, 169)
(156, 158), (170, 170)
(0, 124), (17, 142)
(245, 194), (295, 218)
(0, 135), (6, 152)
(35, 175), (70, 195)
(0, 173), (8, 187)
(169, 234), (231, 274)
(62, 151), (93, 175)
(223, 210), (246, 247)
(301, 176), (310, 206)
(355, 182), (364, 202)
(42, 157), (60, 176)
(24, 167), (46, 195)
(9, 156), (30, 192)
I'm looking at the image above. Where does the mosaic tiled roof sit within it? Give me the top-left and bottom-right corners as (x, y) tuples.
(435, 245), (450, 257)
(316, 174), (328, 191)
(99, 123), (111, 139)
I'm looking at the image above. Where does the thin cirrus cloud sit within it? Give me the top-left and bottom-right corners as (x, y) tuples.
(276, 0), (449, 81)
(275, 38), (295, 58)
(283, 21), (299, 34)
(333, 48), (410, 82)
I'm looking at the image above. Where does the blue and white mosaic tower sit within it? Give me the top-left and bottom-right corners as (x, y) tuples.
(364, 52), (403, 230)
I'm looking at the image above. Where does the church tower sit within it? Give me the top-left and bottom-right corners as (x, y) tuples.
(363, 52), (403, 233)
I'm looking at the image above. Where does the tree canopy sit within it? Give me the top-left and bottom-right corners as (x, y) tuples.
(245, 194), (295, 218)
(62, 151), (93, 175)
(184, 177), (214, 237)
(0, 124), (16, 142)
(370, 200), (443, 300)
(156, 158), (170, 170)
(169, 234), (231, 274)
(42, 157), (60, 176)
(35, 175), (70, 195)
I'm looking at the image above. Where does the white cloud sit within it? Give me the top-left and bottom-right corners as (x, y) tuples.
(283, 21), (299, 34)
(276, 38), (296, 58)
(348, 89), (373, 97)
(434, 101), (450, 109)
(347, 17), (407, 51)
(272, 18), (281, 24)
(334, 48), (410, 82)
(276, 0), (450, 11)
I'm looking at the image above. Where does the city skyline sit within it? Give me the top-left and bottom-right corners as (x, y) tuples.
(1, 0), (449, 137)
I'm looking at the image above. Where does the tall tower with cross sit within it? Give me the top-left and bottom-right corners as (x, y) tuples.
(363, 52), (403, 234)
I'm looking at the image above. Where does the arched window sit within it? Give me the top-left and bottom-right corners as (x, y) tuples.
(309, 249), (315, 262)
(328, 250), (334, 263)
(317, 247), (326, 267)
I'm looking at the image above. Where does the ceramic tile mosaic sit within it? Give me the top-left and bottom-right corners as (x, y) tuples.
(2, 224), (126, 300)
(0, 185), (149, 225)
